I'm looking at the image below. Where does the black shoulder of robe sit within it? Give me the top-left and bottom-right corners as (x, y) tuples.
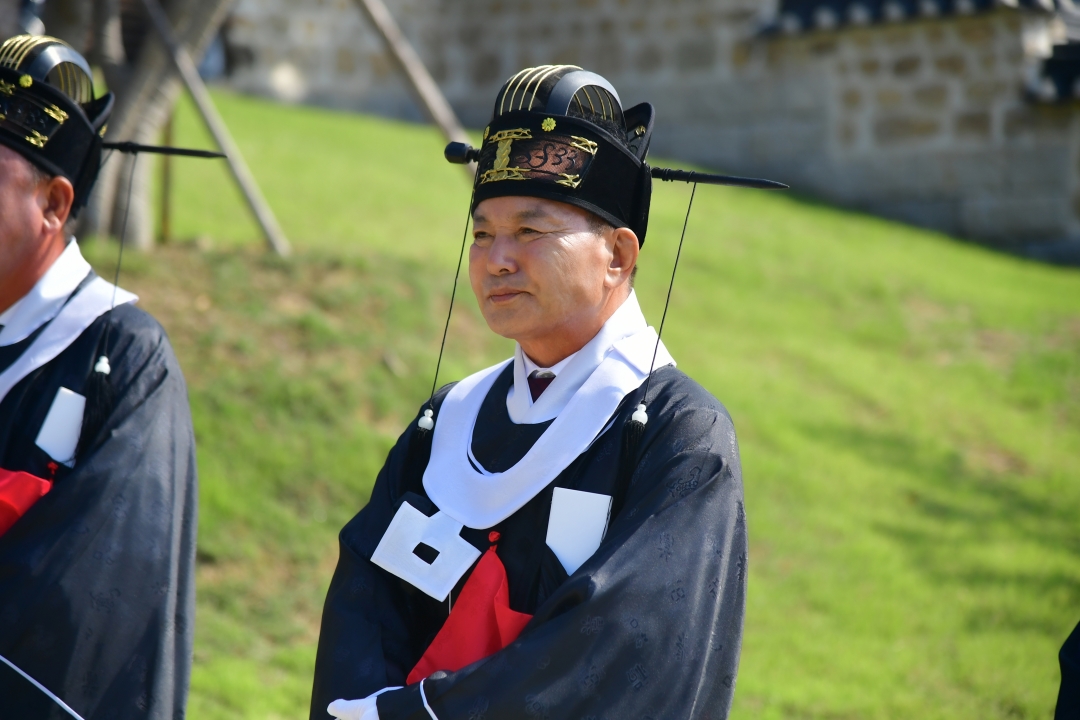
(1056, 619), (1080, 719)
(0, 300), (198, 720)
(312, 365), (747, 720)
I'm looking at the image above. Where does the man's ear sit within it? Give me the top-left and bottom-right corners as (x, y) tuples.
(39, 176), (75, 236)
(606, 226), (639, 290)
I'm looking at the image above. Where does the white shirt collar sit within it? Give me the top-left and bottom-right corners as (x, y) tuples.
(520, 347), (575, 379)
(507, 290), (648, 424)
(0, 240), (91, 347)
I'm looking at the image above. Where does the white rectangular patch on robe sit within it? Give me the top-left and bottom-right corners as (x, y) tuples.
(546, 488), (612, 575)
(35, 387), (86, 468)
(371, 501), (482, 602)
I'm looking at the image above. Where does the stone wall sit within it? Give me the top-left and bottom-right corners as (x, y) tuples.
(224, 0), (1080, 255)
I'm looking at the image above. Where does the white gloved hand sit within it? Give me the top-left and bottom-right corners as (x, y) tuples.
(327, 687), (402, 720)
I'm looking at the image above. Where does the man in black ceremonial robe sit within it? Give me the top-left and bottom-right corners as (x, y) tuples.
(312, 65), (748, 720)
(0, 36), (196, 719)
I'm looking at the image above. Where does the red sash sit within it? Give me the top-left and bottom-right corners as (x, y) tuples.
(0, 468), (52, 537)
(407, 532), (532, 684)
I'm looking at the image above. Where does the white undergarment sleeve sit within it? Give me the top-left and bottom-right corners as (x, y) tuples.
(327, 687), (401, 720)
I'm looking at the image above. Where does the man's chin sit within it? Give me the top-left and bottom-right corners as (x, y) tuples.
(480, 308), (536, 341)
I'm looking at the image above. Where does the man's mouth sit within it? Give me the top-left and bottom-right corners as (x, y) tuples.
(488, 289), (525, 304)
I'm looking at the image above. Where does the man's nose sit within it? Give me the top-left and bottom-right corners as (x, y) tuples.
(486, 233), (518, 275)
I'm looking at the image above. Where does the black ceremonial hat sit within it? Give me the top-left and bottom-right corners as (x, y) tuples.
(464, 65), (656, 245)
(0, 35), (113, 214)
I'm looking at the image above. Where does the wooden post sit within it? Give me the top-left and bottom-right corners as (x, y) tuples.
(352, 0), (476, 178)
(141, 0), (292, 257)
(159, 111), (173, 245)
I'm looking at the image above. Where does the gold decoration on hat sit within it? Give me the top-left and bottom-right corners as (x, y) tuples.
(556, 173), (582, 188)
(43, 104), (69, 123)
(480, 128), (532, 184)
(19, 74), (32, 88)
(541, 117), (556, 132)
(569, 136), (598, 155)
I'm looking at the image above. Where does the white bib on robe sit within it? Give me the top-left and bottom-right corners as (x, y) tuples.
(423, 325), (675, 530)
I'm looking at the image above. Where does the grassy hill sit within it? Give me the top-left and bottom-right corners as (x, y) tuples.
(83, 89), (1080, 719)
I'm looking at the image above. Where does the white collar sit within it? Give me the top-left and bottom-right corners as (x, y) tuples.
(426, 319), (674, 529)
(520, 347), (575, 381)
(0, 240), (92, 347)
(507, 290), (648, 424)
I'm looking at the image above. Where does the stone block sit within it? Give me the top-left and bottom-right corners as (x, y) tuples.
(1003, 107), (1072, 141)
(838, 121), (857, 147)
(676, 36), (717, 71)
(881, 26), (915, 46)
(963, 80), (1008, 108)
(636, 44), (663, 73)
(874, 115), (941, 144)
(893, 56), (922, 77)
(842, 88), (862, 109)
(955, 18), (996, 47)
(960, 196), (1066, 241)
(731, 42), (750, 69)
(808, 39), (838, 56)
(335, 48), (356, 75)
(876, 88), (904, 109)
(470, 51), (503, 85)
(934, 54), (966, 76)
(914, 84), (949, 109)
(860, 58), (881, 75)
(955, 111), (991, 139)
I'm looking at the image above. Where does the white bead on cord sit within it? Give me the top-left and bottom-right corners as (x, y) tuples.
(417, 408), (435, 431)
(94, 356), (111, 375)
(632, 403), (648, 425)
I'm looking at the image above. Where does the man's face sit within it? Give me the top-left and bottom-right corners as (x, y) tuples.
(469, 196), (619, 348)
(0, 146), (50, 282)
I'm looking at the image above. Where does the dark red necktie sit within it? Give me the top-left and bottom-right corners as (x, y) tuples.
(527, 371), (555, 402)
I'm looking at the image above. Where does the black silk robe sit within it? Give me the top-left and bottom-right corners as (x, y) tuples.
(1057, 620), (1080, 719)
(312, 364), (747, 720)
(0, 294), (197, 720)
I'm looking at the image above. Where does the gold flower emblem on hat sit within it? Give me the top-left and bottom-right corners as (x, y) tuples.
(541, 117), (556, 132)
(19, 74), (32, 88)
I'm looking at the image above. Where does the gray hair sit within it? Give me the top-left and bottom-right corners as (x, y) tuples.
(27, 162), (52, 187)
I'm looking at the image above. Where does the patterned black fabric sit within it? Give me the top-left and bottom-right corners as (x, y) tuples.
(311, 366), (747, 720)
(0, 302), (197, 720)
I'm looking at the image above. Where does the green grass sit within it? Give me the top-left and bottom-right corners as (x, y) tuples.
(84, 88), (1080, 719)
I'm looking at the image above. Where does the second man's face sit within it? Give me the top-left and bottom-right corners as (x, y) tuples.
(468, 196), (615, 349)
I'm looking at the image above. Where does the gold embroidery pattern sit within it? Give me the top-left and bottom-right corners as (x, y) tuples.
(556, 173), (581, 188)
(541, 117), (556, 132)
(488, 128), (532, 144)
(0, 92), (65, 148)
(634, 125), (646, 137)
(19, 74), (31, 88)
(43, 104), (68, 123)
(569, 136), (598, 155)
(0, 80), (13, 95)
(480, 128), (533, 184)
